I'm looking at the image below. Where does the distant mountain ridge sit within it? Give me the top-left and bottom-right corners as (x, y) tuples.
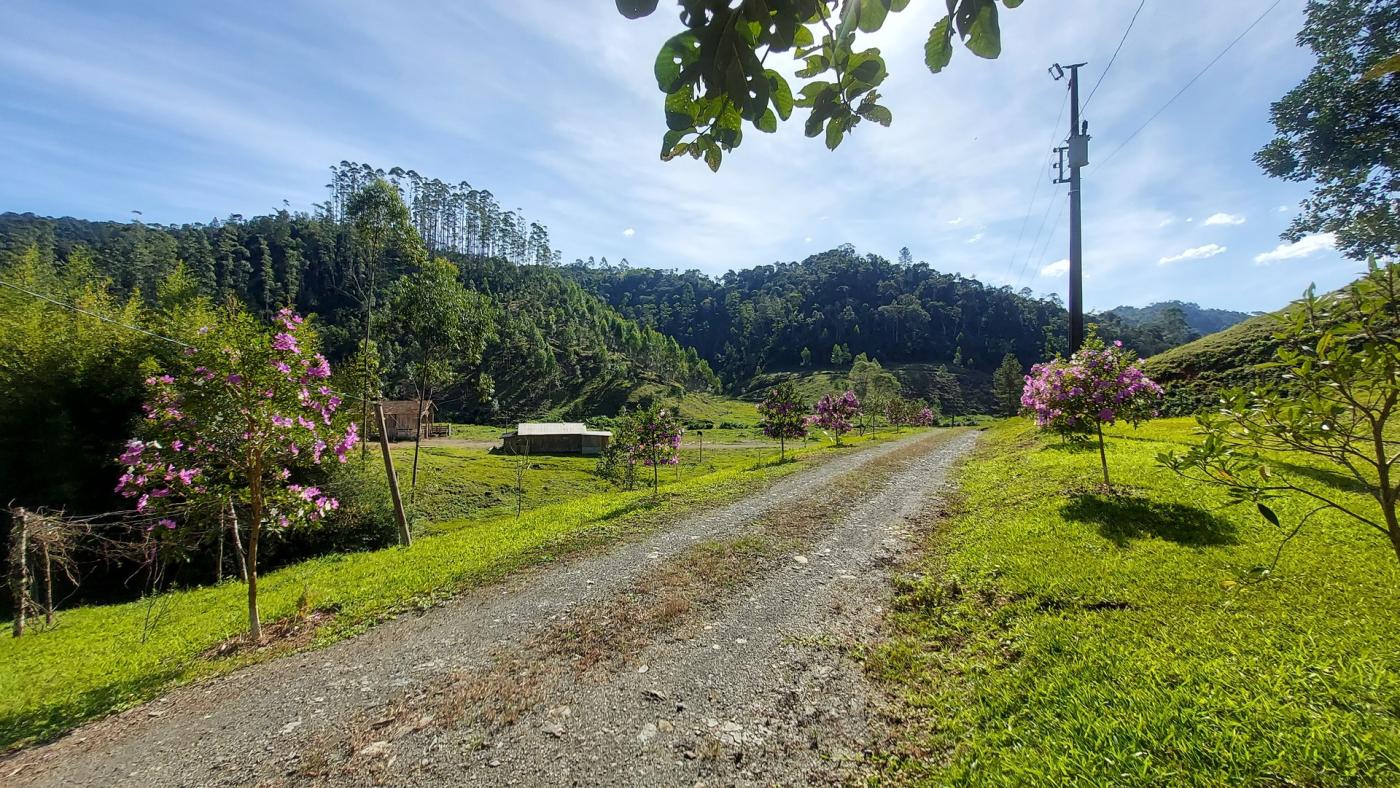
(1105, 301), (1253, 336)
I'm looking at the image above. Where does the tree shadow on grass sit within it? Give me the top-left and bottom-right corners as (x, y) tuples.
(1272, 460), (1374, 497)
(1061, 493), (1239, 548)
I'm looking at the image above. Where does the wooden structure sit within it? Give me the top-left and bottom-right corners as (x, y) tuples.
(374, 400), (446, 441)
(501, 423), (612, 456)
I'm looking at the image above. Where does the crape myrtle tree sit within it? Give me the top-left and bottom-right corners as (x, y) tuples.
(383, 257), (495, 507)
(1255, 0), (1400, 258)
(811, 390), (861, 445)
(615, 0), (1020, 170)
(632, 404), (685, 495)
(115, 307), (358, 640)
(1020, 337), (1163, 488)
(1160, 262), (1400, 566)
(757, 380), (808, 460)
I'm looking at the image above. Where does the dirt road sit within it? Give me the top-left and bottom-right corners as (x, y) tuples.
(4, 429), (976, 787)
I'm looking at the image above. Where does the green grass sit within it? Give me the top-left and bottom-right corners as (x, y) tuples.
(873, 418), (1400, 785)
(393, 440), (780, 529)
(0, 426), (904, 751)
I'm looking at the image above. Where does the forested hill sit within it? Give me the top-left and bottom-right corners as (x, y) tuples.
(560, 246), (1070, 384)
(1105, 301), (1252, 336)
(0, 164), (718, 422)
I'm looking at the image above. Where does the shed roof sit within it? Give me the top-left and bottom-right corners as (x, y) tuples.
(380, 400), (434, 418)
(513, 422), (611, 437)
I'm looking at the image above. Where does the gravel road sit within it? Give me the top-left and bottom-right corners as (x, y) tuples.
(3, 429), (976, 787)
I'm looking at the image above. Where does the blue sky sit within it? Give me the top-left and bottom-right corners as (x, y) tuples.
(0, 0), (1362, 312)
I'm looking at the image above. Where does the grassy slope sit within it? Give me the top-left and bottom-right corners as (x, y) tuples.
(874, 418), (1400, 785)
(745, 364), (996, 416)
(1141, 312), (1282, 415)
(0, 426), (900, 751)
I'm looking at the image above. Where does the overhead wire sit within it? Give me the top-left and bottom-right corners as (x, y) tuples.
(1100, 0), (1285, 166)
(1082, 0), (1148, 112)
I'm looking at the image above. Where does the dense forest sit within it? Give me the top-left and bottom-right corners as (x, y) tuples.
(559, 247), (1228, 385)
(561, 247), (1071, 383)
(0, 162), (717, 423)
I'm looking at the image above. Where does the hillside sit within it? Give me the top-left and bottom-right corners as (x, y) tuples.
(1141, 309), (1283, 416)
(561, 247), (1068, 387)
(744, 363), (994, 416)
(1107, 300), (1252, 335)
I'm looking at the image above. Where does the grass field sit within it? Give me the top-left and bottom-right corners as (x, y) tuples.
(0, 425), (904, 751)
(872, 418), (1400, 785)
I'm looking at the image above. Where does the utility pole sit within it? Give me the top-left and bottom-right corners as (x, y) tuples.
(1051, 62), (1090, 353)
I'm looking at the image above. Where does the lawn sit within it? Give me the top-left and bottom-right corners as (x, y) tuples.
(872, 417), (1400, 785)
(0, 426), (902, 751)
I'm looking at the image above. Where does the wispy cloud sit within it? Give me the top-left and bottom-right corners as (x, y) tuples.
(1254, 233), (1336, 264)
(1040, 259), (1069, 277)
(622, 227), (635, 237)
(1159, 243), (1227, 264)
(1204, 212), (1246, 226)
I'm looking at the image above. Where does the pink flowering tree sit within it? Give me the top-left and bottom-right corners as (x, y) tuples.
(914, 404), (936, 427)
(811, 390), (861, 446)
(631, 404), (684, 495)
(1020, 337), (1163, 487)
(757, 381), (807, 461)
(116, 307), (358, 640)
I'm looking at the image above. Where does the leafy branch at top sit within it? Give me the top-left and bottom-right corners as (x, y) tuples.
(617, 0), (1022, 171)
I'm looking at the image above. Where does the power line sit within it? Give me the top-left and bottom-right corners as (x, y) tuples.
(1013, 181), (1066, 288)
(1005, 86), (1070, 284)
(1101, 0), (1285, 166)
(0, 279), (368, 404)
(1083, 0), (1148, 112)
(0, 279), (192, 348)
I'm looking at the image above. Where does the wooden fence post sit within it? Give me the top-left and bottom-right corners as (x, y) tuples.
(8, 508), (29, 638)
(375, 402), (412, 546)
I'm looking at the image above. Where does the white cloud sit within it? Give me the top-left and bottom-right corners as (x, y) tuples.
(1040, 259), (1069, 277)
(803, 236), (813, 243)
(1159, 243), (1227, 264)
(967, 232), (984, 244)
(622, 227), (635, 237)
(1157, 217), (1175, 228)
(1254, 233), (1337, 264)
(947, 217), (965, 226)
(1277, 205), (1292, 212)
(1204, 212), (1246, 226)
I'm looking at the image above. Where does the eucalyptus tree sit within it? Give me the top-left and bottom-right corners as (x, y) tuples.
(345, 180), (426, 456)
(383, 257), (495, 505)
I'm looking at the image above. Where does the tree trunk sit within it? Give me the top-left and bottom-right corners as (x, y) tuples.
(410, 382), (426, 510)
(227, 499), (248, 583)
(41, 541), (53, 626)
(8, 509), (28, 637)
(245, 480), (263, 641)
(1096, 423), (1111, 488)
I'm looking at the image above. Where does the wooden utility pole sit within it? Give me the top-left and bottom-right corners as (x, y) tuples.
(8, 508), (29, 637)
(1051, 61), (1090, 353)
(375, 402), (412, 546)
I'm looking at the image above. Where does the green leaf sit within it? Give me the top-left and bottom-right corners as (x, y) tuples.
(664, 90), (695, 131)
(964, 1), (1002, 59)
(824, 115), (847, 150)
(654, 32), (701, 93)
(1002, 0), (1024, 7)
(766, 69), (794, 120)
(859, 104), (892, 127)
(892, 0), (912, 10)
(660, 129), (688, 160)
(796, 55), (830, 78)
(615, 0), (658, 19)
(925, 17), (954, 73)
(851, 57), (883, 85)
(1257, 503), (1281, 528)
(756, 108), (778, 133)
(702, 137), (722, 171)
(857, 0), (891, 33)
